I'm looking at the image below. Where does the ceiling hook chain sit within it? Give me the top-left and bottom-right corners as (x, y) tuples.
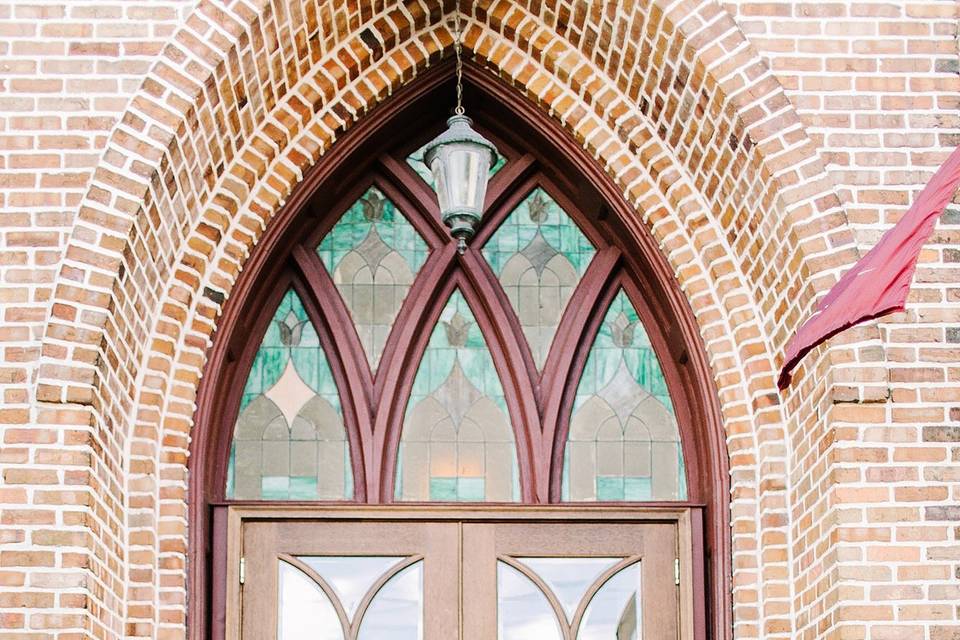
(454, 8), (465, 116)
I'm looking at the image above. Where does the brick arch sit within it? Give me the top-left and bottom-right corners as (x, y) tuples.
(35, 1), (854, 637)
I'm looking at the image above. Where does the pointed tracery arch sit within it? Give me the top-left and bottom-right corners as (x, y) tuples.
(220, 110), (690, 507)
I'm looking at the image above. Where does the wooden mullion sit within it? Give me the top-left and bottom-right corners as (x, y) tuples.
(374, 156), (450, 246)
(471, 172), (539, 249)
(291, 247), (373, 503)
(457, 254), (544, 503)
(541, 263), (624, 503)
(371, 264), (460, 502)
(371, 242), (459, 397)
(474, 152), (537, 240)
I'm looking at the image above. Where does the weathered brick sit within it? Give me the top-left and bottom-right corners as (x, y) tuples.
(923, 426), (960, 442)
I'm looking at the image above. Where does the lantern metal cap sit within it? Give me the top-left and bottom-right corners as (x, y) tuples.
(422, 114), (499, 169)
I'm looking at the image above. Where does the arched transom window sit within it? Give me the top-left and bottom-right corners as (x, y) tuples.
(223, 126), (688, 505)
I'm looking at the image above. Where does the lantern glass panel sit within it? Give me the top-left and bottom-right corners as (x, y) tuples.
(430, 143), (491, 214)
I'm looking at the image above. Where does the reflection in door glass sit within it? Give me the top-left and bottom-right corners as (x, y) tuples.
(278, 561), (344, 640)
(497, 562), (563, 640)
(578, 562), (641, 640)
(515, 557), (620, 622)
(298, 556), (404, 620)
(356, 561), (423, 639)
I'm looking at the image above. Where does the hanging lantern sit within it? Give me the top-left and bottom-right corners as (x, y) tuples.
(423, 10), (499, 253)
(423, 114), (498, 253)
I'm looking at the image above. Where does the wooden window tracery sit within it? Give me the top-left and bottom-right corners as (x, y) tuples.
(223, 127), (688, 505)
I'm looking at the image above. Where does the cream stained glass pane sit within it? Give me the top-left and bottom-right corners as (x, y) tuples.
(317, 187), (429, 372)
(482, 188), (596, 370)
(227, 289), (352, 501)
(395, 290), (519, 502)
(562, 290), (686, 502)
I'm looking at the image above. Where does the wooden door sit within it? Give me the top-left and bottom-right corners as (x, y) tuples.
(230, 510), (688, 640)
(462, 521), (679, 640)
(239, 520), (460, 639)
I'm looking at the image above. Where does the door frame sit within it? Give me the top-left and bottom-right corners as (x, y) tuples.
(222, 505), (703, 640)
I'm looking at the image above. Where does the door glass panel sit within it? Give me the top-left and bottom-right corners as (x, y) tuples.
(298, 556), (404, 620)
(316, 186), (429, 372)
(577, 562), (642, 640)
(395, 289), (519, 502)
(407, 139), (507, 189)
(562, 289), (686, 501)
(482, 188), (596, 370)
(515, 557), (620, 622)
(227, 289), (352, 500)
(356, 561), (424, 640)
(497, 562), (563, 640)
(278, 561), (344, 640)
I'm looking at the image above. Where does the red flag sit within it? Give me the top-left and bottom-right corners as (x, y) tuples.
(778, 145), (960, 390)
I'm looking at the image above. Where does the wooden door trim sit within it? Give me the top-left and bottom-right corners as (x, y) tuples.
(227, 503), (696, 522)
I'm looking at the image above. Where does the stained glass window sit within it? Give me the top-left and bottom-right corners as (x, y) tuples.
(225, 139), (693, 506)
(482, 188), (596, 370)
(227, 289), (352, 500)
(406, 139), (507, 189)
(317, 187), (429, 372)
(562, 290), (685, 501)
(395, 290), (519, 502)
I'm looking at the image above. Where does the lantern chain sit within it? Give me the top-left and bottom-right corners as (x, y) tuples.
(454, 9), (464, 116)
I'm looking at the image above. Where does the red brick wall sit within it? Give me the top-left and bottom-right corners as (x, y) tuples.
(0, 1), (957, 638)
(0, 3), (195, 637)
(727, 1), (960, 637)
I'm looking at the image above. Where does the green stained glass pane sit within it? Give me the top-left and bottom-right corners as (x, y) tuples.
(396, 290), (519, 502)
(429, 477), (458, 501)
(289, 476), (320, 500)
(406, 139), (507, 189)
(596, 476), (625, 501)
(624, 477), (652, 501)
(227, 289), (353, 501)
(482, 188), (596, 370)
(562, 289), (686, 502)
(317, 186), (429, 372)
(595, 476), (653, 501)
(261, 476), (289, 500)
(456, 477), (485, 501)
(428, 477), (486, 502)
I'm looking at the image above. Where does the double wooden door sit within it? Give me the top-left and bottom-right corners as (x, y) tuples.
(228, 508), (691, 639)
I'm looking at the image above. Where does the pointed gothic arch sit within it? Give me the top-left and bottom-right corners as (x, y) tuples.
(192, 65), (730, 638)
